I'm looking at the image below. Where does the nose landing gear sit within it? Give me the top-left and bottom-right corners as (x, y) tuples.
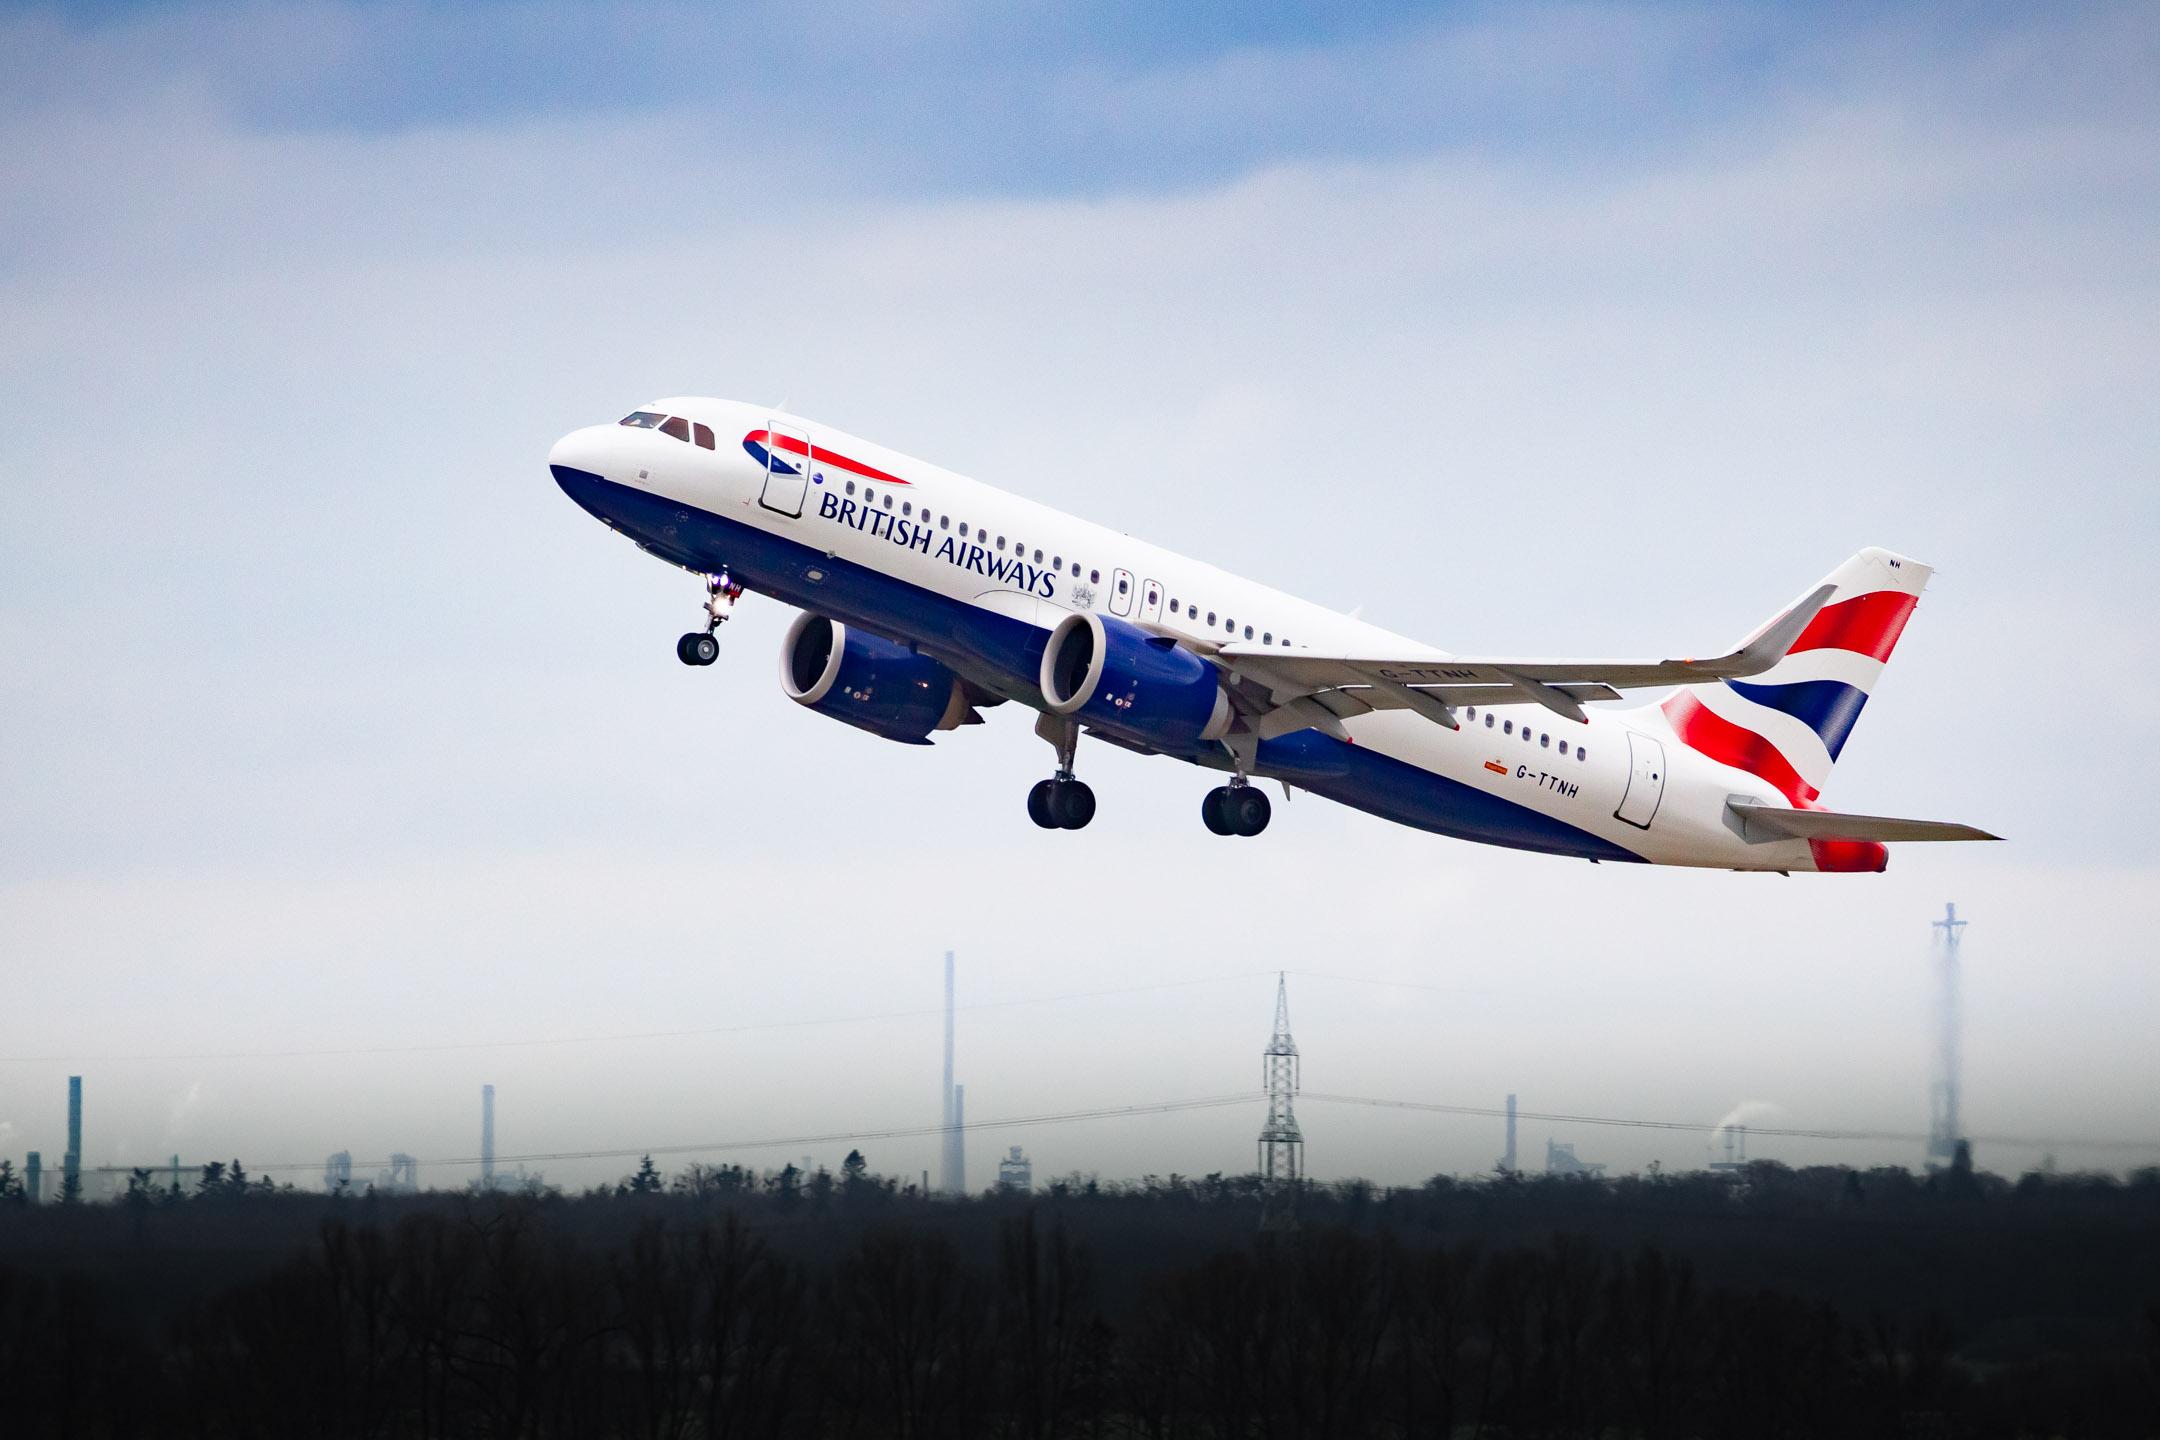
(1202, 781), (1271, 837)
(1028, 714), (1096, 830)
(677, 571), (742, 666)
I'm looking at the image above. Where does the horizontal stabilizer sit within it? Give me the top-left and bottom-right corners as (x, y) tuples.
(1727, 803), (2001, 845)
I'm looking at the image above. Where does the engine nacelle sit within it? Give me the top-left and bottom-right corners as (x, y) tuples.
(1039, 612), (1231, 750)
(781, 612), (963, 745)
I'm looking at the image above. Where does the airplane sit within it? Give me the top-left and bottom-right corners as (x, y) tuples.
(549, 400), (1998, 872)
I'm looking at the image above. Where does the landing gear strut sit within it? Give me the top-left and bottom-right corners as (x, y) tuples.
(1029, 714), (1096, 830)
(1202, 781), (1271, 837)
(677, 570), (742, 666)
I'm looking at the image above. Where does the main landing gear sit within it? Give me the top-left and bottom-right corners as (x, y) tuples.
(677, 570), (742, 666)
(1028, 777), (1096, 830)
(1029, 714), (1096, 830)
(1201, 781), (1271, 837)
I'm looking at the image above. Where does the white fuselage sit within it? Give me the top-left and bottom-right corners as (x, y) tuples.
(550, 398), (1828, 871)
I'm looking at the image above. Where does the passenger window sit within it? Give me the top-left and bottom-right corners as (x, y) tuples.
(883, 495), (893, 509)
(1207, 611), (1216, 626)
(1118, 577), (1129, 594)
(959, 523), (968, 537)
(1052, 555), (1061, 569)
(1262, 632), (1271, 644)
(941, 516), (950, 529)
(1485, 714), (1495, 727)
(1540, 733), (1550, 747)
(1034, 549), (1043, 563)
(1244, 625), (1253, 639)
(693, 422), (716, 449)
(902, 502), (912, 516)
(1170, 600), (1180, 614)
(1071, 562), (1080, 576)
(998, 537), (1007, 550)
(1558, 740), (1568, 756)
(620, 411), (666, 428)
(1504, 720), (1513, 735)
(865, 489), (875, 505)
(660, 416), (691, 442)
(1090, 570), (1099, 583)
(1465, 707), (1476, 720)
(1578, 748), (1588, 762)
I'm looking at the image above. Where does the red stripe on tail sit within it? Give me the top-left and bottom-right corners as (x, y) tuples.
(1808, 839), (1888, 872)
(1661, 691), (1820, 808)
(1789, 590), (1917, 662)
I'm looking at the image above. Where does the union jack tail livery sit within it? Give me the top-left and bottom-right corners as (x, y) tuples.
(1660, 548), (1930, 870)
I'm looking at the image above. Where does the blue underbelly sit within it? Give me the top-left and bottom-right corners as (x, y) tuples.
(554, 466), (1644, 862)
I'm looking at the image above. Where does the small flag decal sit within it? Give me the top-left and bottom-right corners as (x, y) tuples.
(1484, 761), (1507, 775)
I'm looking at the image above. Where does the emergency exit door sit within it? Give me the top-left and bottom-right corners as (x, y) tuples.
(1614, 731), (1667, 829)
(1109, 568), (1136, 617)
(759, 421), (811, 518)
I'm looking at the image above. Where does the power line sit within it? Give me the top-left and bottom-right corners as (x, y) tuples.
(93, 1088), (2160, 1181)
(96, 1093), (1262, 1176)
(1300, 1093), (2160, 1154)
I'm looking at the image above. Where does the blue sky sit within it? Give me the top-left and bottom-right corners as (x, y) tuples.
(2, 1), (2157, 1191)
(15, 2), (2148, 191)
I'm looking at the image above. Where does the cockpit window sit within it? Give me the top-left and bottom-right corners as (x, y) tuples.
(660, 416), (692, 442)
(693, 422), (715, 449)
(620, 411), (666, 428)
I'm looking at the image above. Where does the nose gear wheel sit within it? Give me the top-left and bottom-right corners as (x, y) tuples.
(677, 570), (741, 665)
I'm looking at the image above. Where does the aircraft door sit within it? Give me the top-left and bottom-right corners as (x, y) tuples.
(1138, 578), (1164, 624)
(1614, 731), (1667, 829)
(759, 420), (811, 518)
(1109, 568), (1136, 617)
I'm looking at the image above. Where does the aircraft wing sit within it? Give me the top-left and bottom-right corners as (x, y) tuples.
(1213, 583), (1838, 730)
(1726, 804), (2001, 845)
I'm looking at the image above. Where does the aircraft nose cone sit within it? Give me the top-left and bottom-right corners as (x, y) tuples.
(548, 424), (611, 482)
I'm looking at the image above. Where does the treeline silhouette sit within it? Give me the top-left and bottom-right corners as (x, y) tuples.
(2, 1155), (2157, 1436)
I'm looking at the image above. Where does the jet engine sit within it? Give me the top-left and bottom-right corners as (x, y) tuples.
(1039, 612), (1231, 751)
(781, 612), (968, 745)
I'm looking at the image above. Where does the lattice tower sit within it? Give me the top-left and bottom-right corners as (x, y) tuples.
(1258, 973), (1303, 1185)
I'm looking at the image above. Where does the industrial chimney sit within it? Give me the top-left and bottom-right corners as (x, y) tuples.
(481, 1084), (496, 1190)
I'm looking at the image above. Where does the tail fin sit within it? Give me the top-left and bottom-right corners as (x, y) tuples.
(1661, 548), (1931, 808)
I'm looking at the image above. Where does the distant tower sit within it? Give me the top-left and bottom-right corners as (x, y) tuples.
(1258, 974), (1303, 1230)
(325, 1151), (352, 1192)
(1545, 1139), (1605, 1177)
(952, 1085), (966, 1193)
(481, 1084), (496, 1190)
(23, 1152), (40, 1205)
(998, 1145), (1032, 1192)
(1709, 1122), (1749, 1172)
(62, 1075), (82, 1203)
(1499, 1093), (1518, 1174)
(940, 952), (966, 1195)
(1927, 902), (1968, 1170)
